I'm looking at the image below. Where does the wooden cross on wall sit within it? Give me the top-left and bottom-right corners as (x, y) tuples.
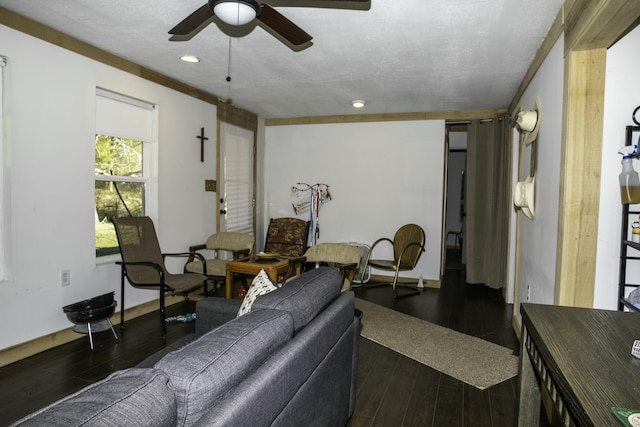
(197, 127), (208, 162)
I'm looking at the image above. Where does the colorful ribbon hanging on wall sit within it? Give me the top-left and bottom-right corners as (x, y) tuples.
(291, 182), (331, 246)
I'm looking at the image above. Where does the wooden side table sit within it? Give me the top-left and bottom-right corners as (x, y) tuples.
(224, 256), (305, 299)
(518, 303), (640, 426)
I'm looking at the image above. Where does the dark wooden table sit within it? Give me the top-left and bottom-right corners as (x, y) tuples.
(518, 303), (640, 426)
(224, 256), (304, 299)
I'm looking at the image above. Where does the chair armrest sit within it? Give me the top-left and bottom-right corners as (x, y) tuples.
(163, 251), (204, 260)
(361, 238), (392, 282)
(188, 243), (207, 252)
(281, 256), (307, 282)
(195, 297), (242, 334)
(163, 252), (206, 274)
(369, 237), (393, 252)
(397, 242), (426, 266)
(233, 248), (252, 259)
(339, 262), (358, 283)
(183, 247), (207, 273)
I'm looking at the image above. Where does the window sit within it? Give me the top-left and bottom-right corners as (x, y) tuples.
(94, 88), (156, 257)
(94, 136), (145, 256)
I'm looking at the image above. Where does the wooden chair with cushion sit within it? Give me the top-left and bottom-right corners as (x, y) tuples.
(263, 217), (310, 282)
(112, 216), (207, 336)
(184, 232), (255, 289)
(361, 223), (426, 298)
(264, 217), (310, 257)
(303, 243), (361, 292)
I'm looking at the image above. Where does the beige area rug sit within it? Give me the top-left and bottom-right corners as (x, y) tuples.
(355, 298), (519, 390)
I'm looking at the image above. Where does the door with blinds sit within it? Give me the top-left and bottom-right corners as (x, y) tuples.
(218, 121), (255, 236)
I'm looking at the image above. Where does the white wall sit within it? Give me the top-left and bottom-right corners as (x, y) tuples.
(595, 25), (640, 310)
(510, 35), (564, 312)
(6, 20), (636, 354)
(0, 25), (217, 350)
(264, 120), (445, 281)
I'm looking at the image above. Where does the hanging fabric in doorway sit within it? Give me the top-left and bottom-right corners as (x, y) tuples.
(291, 183), (331, 246)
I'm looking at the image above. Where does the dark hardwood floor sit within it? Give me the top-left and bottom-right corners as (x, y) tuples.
(348, 251), (523, 427)
(0, 249), (533, 426)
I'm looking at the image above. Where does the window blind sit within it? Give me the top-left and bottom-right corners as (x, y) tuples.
(95, 88), (154, 141)
(221, 122), (254, 235)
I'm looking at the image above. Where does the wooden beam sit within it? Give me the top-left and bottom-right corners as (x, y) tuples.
(0, 6), (220, 106)
(446, 124), (469, 133)
(564, 0), (640, 53)
(554, 48), (606, 307)
(509, 8), (564, 113)
(218, 101), (258, 132)
(552, 0), (637, 308)
(265, 109), (508, 127)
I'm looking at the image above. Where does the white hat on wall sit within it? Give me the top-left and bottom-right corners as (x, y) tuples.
(517, 98), (541, 146)
(514, 175), (535, 219)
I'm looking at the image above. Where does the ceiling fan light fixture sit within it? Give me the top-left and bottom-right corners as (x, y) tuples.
(210, 0), (261, 26)
(351, 100), (366, 108)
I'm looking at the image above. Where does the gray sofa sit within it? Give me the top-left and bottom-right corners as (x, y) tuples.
(12, 267), (360, 427)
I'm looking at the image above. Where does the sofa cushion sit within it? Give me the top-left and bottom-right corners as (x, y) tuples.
(11, 368), (176, 427)
(237, 269), (277, 317)
(252, 266), (341, 333)
(194, 297), (242, 334)
(136, 333), (199, 368)
(154, 308), (294, 427)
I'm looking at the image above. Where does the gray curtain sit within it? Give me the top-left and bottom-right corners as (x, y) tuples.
(466, 117), (510, 288)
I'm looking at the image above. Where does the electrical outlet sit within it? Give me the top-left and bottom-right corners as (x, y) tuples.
(526, 285), (531, 301)
(60, 269), (70, 287)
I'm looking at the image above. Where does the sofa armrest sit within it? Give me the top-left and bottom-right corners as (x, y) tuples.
(196, 298), (242, 335)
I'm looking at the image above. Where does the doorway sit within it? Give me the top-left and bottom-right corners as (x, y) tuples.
(444, 127), (467, 269)
(218, 121), (255, 235)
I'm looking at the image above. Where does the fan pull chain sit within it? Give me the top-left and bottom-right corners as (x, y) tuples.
(226, 37), (232, 103)
(226, 37), (232, 83)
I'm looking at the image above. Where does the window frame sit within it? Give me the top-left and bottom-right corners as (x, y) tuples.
(94, 88), (158, 264)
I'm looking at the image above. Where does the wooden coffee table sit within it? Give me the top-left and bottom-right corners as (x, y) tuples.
(224, 256), (305, 299)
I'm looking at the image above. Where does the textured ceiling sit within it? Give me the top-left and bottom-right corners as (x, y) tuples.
(0, 0), (564, 118)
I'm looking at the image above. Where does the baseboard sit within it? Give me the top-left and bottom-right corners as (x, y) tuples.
(512, 313), (521, 339)
(0, 294), (200, 368)
(368, 274), (441, 289)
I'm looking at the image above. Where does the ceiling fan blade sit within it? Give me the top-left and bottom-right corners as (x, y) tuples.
(257, 4), (312, 46)
(269, 0), (370, 10)
(272, 0), (369, 5)
(303, 0), (369, 2)
(169, 4), (213, 35)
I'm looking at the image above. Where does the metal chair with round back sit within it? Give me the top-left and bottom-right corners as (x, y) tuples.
(361, 224), (426, 298)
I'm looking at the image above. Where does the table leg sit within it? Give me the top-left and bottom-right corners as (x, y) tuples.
(225, 268), (233, 299)
(517, 327), (541, 427)
(265, 267), (278, 283)
(294, 261), (302, 276)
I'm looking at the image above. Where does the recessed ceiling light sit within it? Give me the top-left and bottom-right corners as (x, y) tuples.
(180, 55), (200, 63)
(351, 100), (366, 108)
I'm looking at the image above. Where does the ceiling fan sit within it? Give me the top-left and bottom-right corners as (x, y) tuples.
(169, 0), (370, 49)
